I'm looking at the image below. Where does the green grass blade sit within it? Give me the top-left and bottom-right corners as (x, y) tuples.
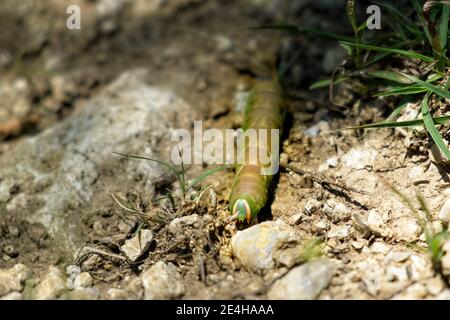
(110, 192), (146, 215)
(165, 191), (176, 210)
(386, 98), (415, 121)
(252, 25), (354, 42)
(375, 85), (428, 97)
(368, 70), (415, 84)
(356, 21), (368, 33)
(421, 94), (450, 160)
(411, 0), (433, 46)
(336, 115), (450, 131)
(439, 4), (450, 50)
(309, 76), (350, 90)
(400, 73), (450, 99)
(361, 51), (392, 69)
(339, 41), (435, 62)
(445, 74), (450, 91)
(178, 148), (186, 194)
(186, 165), (230, 192)
(113, 152), (182, 185)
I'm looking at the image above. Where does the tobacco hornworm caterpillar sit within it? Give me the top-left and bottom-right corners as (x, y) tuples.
(229, 79), (287, 223)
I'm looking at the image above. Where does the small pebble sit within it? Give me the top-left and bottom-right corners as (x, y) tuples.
(327, 225), (350, 239)
(78, 272), (93, 288)
(107, 288), (130, 300)
(426, 277), (444, 296)
(370, 242), (391, 254)
(7, 226), (19, 238)
(438, 198), (450, 223)
(326, 157), (338, 168)
(120, 229), (153, 262)
(342, 148), (378, 170)
(168, 214), (199, 234)
(288, 213), (302, 225)
(386, 250), (410, 263)
(392, 217), (421, 241)
(304, 199), (320, 215)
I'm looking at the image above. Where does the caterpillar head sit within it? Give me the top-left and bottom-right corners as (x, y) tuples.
(233, 199), (252, 223)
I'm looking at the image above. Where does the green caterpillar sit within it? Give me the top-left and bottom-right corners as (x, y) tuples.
(229, 79), (287, 223)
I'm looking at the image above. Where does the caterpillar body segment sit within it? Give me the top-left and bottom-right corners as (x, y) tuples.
(229, 79), (287, 223)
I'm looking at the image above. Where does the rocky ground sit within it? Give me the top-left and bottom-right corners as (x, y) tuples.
(0, 0), (450, 300)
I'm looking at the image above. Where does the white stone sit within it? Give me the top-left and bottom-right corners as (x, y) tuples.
(392, 217), (421, 241)
(313, 220), (329, 232)
(267, 259), (334, 299)
(120, 229), (153, 262)
(410, 254), (433, 281)
(304, 199), (320, 215)
(342, 148), (378, 170)
(386, 265), (409, 282)
(386, 250), (410, 263)
(326, 157), (338, 168)
(304, 121), (329, 137)
(438, 198), (450, 223)
(408, 166), (427, 183)
(327, 225), (350, 239)
(168, 214), (199, 234)
(370, 242), (391, 254)
(77, 272), (93, 288)
(107, 288), (130, 300)
(426, 277), (444, 296)
(367, 210), (383, 228)
(0, 292), (22, 300)
(351, 241), (365, 250)
(0, 264), (30, 297)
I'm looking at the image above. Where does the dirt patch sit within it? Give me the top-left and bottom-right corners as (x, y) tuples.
(1, 0), (450, 300)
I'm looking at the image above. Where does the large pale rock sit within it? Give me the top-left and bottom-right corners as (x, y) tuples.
(0, 69), (194, 255)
